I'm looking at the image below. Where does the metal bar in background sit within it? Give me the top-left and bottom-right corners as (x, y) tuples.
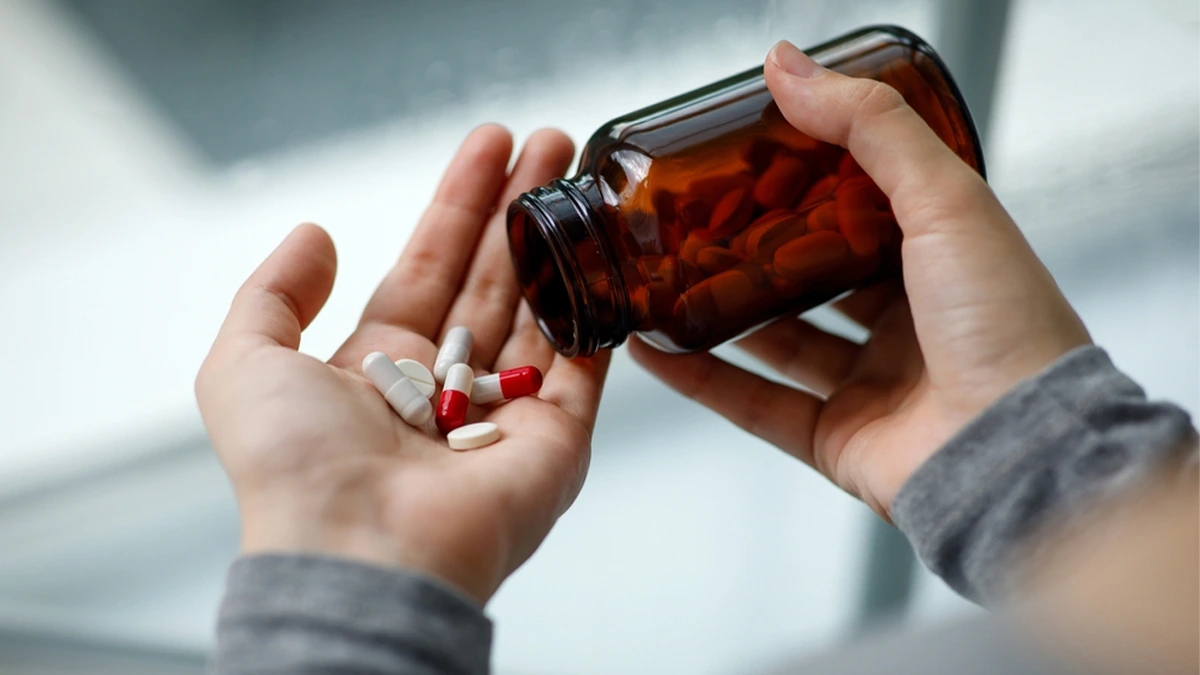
(853, 0), (1013, 632)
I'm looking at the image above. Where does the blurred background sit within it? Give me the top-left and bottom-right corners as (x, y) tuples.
(0, 0), (1195, 672)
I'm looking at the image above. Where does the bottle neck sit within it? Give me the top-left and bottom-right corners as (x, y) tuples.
(507, 176), (632, 358)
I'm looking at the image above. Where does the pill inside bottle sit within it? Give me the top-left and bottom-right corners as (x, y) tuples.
(507, 25), (984, 357)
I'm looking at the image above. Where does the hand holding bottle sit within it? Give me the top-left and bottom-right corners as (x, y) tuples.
(631, 42), (1092, 518)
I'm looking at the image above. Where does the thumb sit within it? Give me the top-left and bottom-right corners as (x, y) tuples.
(212, 223), (338, 353)
(763, 41), (1091, 388)
(763, 40), (994, 239)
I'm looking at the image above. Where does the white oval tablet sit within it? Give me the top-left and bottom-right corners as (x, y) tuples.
(446, 422), (500, 450)
(394, 359), (436, 399)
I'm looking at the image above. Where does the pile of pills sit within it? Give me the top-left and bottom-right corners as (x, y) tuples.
(361, 326), (542, 450)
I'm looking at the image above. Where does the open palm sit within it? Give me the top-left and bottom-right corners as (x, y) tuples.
(196, 125), (609, 605)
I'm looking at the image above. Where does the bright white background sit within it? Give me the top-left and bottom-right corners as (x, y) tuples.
(0, 1), (1196, 673)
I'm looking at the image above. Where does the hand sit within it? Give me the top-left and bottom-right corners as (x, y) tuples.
(195, 125), (610, 605)
(630, 42), (1092, 519)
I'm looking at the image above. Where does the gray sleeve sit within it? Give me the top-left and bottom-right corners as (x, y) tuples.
(212, 554), (492, 675)
(893, 345), (1198, 604)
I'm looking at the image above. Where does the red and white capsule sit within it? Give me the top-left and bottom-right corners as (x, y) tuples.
(436, 363), (475, 434)
(470, 366), (543, 405)
(434, 326), (473, 383)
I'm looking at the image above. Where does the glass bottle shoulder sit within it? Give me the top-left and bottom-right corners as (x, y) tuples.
(579, 65), (771, 171)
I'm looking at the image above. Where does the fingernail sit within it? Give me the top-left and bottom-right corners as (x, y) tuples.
(769, 40), (826, 78)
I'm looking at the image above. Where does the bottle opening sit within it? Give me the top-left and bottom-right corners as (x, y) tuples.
(507, 179), (631, 358)
(507, 199), (582, 357)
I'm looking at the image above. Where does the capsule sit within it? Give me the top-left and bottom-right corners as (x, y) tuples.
(436, 362), (475, 433)
(706, 187), (754, 238)
(752, 154), (809, 210)
(806, 201), (840, 232)
(470, 366), (544, 405)
(695, 246), (742, 275)
(773, 231), (851, 283)
(362, 352), (433, 426)
(835, 177), (888, 257)
(744, 210), (805, 261)
(433, 326), (473, 383)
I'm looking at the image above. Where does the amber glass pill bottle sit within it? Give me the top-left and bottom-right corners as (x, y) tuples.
(508, 26), (984, 357)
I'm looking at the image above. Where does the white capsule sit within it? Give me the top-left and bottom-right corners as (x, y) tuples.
(433, 326), (473, 383)
(447, 422), (500, 450)
(362, 352), (433, 426)
(394, 358), (436, 399)
(443, 362), (475, 397)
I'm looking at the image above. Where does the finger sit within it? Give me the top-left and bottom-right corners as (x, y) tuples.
(628, 338), (823, 466)
(764, 41), (1005, 239)
(537, 350), (612, 430)
(735, 317), (860, 397)
(439, 129), (575, 369)
(831, 279), (905, 330)
(212, 223), (337, 352)
(358, 124), (514, 337)
(492, 303), (557, 376)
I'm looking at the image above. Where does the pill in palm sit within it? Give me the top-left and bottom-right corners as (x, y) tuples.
(394, 358), (436, 399)
(362, 352), (433, 426)
(436, 362), (474, 433)
(471, 366), (544, 405)
(433, 326), (474, 383)
(446, 422), (500, 450)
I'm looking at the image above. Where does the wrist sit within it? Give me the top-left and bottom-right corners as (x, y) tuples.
(236, 489), (499, 606)
(239, 491), (401, 567)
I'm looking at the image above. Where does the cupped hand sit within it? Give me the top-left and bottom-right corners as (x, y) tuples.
(630, 42), (1092, 519)
(196, 125), (609, 605)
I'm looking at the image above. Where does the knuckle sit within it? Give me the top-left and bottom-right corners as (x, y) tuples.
(431, 198), (491, 222)
(856, 81), (908, 121)
(467, 269), (514, 307)
(680, 355), (719, 400)
(740, 382), (778, 439)
(401, 246), (444, 280)
(902, 168), (991, 227)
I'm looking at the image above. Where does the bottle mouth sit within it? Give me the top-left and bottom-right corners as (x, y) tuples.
(507, 179), (630, 358)
(507, 196), (582, 357)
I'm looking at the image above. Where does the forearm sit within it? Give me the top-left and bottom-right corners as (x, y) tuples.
(213, 554), (493, 675)
(893, 345), (1198, 604)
